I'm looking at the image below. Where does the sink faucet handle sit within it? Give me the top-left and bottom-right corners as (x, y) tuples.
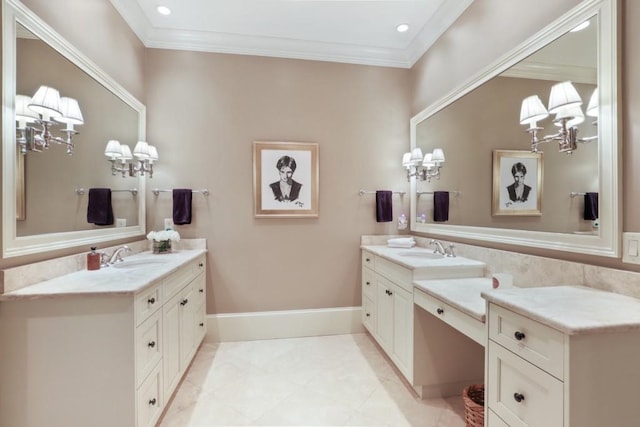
(445, 244), (456, 257)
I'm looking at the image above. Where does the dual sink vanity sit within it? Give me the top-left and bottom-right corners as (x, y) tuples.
(0, 241), (207, 427)
(362, 239), (640, 426)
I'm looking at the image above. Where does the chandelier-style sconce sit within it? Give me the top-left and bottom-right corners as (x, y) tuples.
(15, 85), (84, 155)
(402, 147), (445, 182)
(519, 81), (598, 154)
(104, 140), (159, 178)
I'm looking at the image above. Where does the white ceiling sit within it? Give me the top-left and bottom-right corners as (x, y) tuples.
(107, 0), (474, 68)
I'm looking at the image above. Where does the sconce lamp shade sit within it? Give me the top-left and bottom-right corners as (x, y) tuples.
(104, 140), (122, 159)
(119, 144), (133, 161)
(548, 81), (582, 114)
(133, 141), (150, 159)
(54, 97), (84, 126)
(410, 147), (424, 166)
(15, 95), (39, 124)
(402, 152), (412, 169)
(586, 88), (599, 118)
(148, 145), (159, 163)
(431, 148), (445, 163)
(422, 153), (434, 169)
(555, 105), (584, 128)
(519, 95), (548, 126)
(28, 85), (62, 119)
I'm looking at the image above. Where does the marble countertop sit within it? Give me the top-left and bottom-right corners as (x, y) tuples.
(361, 245), (486, 271)
(414, 277), (494, 322)
(482, 285), (640, 335)
(0, 249), (206, 301)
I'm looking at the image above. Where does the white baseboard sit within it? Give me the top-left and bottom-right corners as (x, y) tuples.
(205, 306), (365, 342)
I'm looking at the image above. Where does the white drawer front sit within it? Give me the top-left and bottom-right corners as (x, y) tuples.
(137, 362), (163, 427)
(489, 303), (564, 380)
(414, 288), (485, 346)
(375, 255), (412, 293)
(488, 341), (563, 427)
(488, 409), (510, 427)
(362, 251), (375, 270)
(135, 283), (162, 326)
(163, 256), (206, 301)
(362, 295), (375, 333)
(136, 310), (163, 387)
(362, 267), (376, 301)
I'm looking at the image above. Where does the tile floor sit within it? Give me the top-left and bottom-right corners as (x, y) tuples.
(158, 333), (467, 426)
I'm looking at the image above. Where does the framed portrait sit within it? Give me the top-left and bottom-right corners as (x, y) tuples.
(492, 149), (543, 216)
(253, 141), (319, 218)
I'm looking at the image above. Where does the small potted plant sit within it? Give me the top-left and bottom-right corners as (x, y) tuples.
(147, 229), (180, 254)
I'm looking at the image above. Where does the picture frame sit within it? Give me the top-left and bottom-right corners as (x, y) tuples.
(253, 141), (319, 218)
(492, 149), (543, 216)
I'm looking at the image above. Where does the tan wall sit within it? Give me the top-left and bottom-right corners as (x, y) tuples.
(144, 50), (411, 313)
(410, 0), (640, 271)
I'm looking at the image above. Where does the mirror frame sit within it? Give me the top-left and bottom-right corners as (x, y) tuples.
(410, 0), (620, 258)
(2, 0), (146, 258)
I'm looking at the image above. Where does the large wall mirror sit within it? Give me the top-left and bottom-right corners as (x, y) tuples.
(410, 0), (620, 257)
(2, 0), (146, 258)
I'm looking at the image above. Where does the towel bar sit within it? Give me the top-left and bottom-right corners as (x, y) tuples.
(358, 190), (405, 196)
(152, 188), (210, 196)
(417, 190), (460, 197)
(76, 188), (138, 195)
(570, 192), (587, 197)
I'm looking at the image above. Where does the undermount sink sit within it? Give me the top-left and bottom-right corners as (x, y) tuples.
(111, 258), (169, 269)
(396, 251), (443, 259)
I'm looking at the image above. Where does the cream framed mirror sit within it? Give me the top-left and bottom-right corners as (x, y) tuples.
(2, 0), (146, 258)
(410, 0), (620, 258)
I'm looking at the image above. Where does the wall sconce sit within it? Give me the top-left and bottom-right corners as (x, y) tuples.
(520, 81), (597, 154)
(402, 147), (445, 182)
(15, 85), (84, 155)
(105, 140), (158, 178)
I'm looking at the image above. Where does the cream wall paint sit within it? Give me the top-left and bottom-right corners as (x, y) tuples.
(144, 50), (411, 313)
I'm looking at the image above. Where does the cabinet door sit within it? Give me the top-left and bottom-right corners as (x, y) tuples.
(375, 275), (394, 353)
(392, 285), (413, 378)
(163, 291), (182, 402)
(179, 281), (198, 369)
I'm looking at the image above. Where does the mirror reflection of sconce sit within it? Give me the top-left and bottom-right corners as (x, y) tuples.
(15, 85), (84, 155)
(520, 81), (598, 155)
(402, 147), (445, 182)
(104, 140), (159, 178)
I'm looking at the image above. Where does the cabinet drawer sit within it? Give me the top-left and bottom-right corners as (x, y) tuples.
(137, 361), (163, 427)
(488, 341), (563, 427)
(136, 310), (163, 387)
(375, 256), (412, 293)
(362, 251), (375, 270)
(135, 282), (162, 326)
(163, 256), (206, 300)
(414, 288), (485, 346)
(362, 268), (375, 301)
(362, 295), (375, 333)
(487, 409), (509, 427)
(489, 303), (564, 380)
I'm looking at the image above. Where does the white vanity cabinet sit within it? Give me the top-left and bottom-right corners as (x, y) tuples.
(484, 287), (640, 427)
(0, 251), (207, 427)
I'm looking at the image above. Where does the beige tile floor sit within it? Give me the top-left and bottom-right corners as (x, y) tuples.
(158, 333), (467, 426)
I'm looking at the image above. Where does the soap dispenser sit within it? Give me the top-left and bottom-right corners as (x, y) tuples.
(87, 247), (100, 271)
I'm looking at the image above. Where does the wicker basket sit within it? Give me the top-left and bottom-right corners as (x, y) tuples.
(462, 384), (485, 427)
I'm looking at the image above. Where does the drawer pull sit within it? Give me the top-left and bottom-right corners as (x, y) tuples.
(147, 297), (156, 304)
(385, 289), (393, 296)
(366, 281), (371, 286)
(513, 392), (525, 403)
(148, 341), (156, 348)
(199, 322), (204, 327)
(514, 331), (526, 341)
(366, 258), (371, 262)
(365, 313), (371, 317)
(199, 288), (204, 293)
(180, 298), (189, 306)
(149, 398), (157, 406)
(199, 263), (204, 268)
(436, 308), (444, 315)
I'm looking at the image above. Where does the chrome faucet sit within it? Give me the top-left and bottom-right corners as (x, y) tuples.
(102, 245), (131, 265)
(429, 239), (446, 255)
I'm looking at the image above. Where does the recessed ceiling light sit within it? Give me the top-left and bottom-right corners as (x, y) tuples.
(396, 24), (409, 33)
(157, 5), (171, 16)
(570, 21), (589, 32)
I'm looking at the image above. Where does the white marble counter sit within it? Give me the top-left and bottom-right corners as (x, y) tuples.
(414, 278), (494, 322)
(361, 245), (486, 271)
(482, 285), (640, 335)
(0, 249), (206, 300)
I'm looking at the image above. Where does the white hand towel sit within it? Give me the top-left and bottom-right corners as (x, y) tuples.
(387, 237), (415, 248)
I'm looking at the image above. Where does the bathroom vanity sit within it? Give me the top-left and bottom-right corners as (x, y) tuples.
(361, 245), (487, 397)
(0, 247), (207, 427)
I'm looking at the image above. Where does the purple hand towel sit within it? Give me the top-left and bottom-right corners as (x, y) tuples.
(376, 191), (393, 222)
(433, 191), (449, 222)
(584, 192), (598, 220)
(173, 189), (193, 225)
(87, 188), (114, 226)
